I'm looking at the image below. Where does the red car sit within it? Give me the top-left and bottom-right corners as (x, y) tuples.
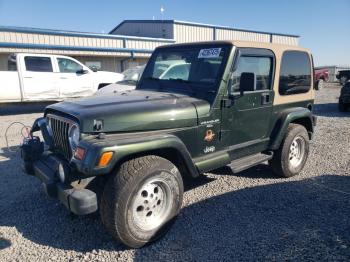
(315, 68), (329, 90)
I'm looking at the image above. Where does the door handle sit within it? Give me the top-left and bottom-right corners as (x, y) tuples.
(261, 93), (270, 105)
(60, 77), (67, 79)
(24, 76), (32, 79)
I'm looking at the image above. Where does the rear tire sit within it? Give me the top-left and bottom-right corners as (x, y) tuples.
(270, 124), (309, 178)
(338, 99), (347, 112)
(100, 155), (183, 248)
(316, 79), (324, 90)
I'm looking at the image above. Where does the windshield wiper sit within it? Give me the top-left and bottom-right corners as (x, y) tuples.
(118, 80), (137, 85)
(143, 76), (160, 81)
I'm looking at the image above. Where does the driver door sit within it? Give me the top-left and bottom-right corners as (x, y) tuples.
(55, 57), (93, 98)
(221, 48), (275, 154)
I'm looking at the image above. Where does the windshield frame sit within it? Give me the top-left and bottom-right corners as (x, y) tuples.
(137, 43), (232, 103)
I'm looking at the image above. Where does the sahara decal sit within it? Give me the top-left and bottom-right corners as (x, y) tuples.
(204, 146), (216, 154)
(200, 119), (220, 126)
(204, 129), (215, 142)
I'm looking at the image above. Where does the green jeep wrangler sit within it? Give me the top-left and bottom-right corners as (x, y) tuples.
(22, 40), (316, 248)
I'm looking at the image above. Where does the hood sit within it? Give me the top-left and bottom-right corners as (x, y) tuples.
(46, 89), (210, 133)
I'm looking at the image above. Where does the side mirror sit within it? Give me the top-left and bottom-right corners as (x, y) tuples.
(76, 69), (89, 74)
(240, 72), (256, 94)
(90, 67), (98, 72)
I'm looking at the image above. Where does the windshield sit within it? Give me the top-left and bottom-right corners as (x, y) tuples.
(138, 44), (231, 103)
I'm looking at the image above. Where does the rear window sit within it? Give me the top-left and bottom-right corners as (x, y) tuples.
(279, 51), (311, 95)
(24, 56), (53, 72)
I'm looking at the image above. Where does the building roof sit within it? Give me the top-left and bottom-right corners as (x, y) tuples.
(109, 19), (300, 38)
(0, 25), (175, 42)
(0, 25), (175, 57)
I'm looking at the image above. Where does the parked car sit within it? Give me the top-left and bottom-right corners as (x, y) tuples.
(336, 70), (350, 85)
(339, 82), (350, 111)
(0, 53), (123, 103)
(96, 65), (145, 94)
(315, 68), (329, 90)
(22, 41), (316, 248)
(97, 61), (189, 95)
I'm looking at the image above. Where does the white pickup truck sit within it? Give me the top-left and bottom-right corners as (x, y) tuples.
(0, 53), (124, 103)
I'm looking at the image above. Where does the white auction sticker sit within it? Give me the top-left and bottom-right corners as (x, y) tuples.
(198, 48), (222, 58)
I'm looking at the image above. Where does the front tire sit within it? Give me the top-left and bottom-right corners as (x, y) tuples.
(100, 155), (183, 248)
(270, 124), (309, 178)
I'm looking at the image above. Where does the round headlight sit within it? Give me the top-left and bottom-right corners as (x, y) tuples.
(68, 124), (80, 150)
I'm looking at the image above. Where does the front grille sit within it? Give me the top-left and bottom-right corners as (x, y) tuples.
(46, 114), (75, 159)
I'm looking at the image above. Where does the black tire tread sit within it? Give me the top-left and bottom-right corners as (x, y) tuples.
(270, 123), (309, 178)
(100, 156), (155, 240)
(338, 100), (347, 112)
(100, 155), (182, 248)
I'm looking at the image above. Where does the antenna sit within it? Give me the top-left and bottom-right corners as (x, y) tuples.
(160, 6), (165, 21)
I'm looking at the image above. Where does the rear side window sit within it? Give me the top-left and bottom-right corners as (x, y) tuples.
(279, 51), (311, 95)
(24, 56), (53, 72)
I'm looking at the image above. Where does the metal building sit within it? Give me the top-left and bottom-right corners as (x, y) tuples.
(110, 20), (299, 45)
(0, 26), (174, 72)
(0, 20), (299, 73)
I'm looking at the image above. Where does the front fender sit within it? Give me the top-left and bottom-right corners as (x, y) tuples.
(74, 133), (199, 178)
(269, 107), (314, 150)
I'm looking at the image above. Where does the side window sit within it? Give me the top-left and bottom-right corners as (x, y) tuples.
(279, 51), (311, 95)
(57, 58), (83, 73)
(232, 56), (272, 91)
(24, 56), (53, 72)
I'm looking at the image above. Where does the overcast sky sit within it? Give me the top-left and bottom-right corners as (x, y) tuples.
(0, 0), (349, 66)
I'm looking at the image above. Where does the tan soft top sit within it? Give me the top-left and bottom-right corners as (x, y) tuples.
(230, 40), (310, 53)
(157, 40), (314, 105)
(160, 40), (310, 54)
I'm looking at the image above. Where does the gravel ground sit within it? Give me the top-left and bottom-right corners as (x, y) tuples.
(1, 83), (349, 261)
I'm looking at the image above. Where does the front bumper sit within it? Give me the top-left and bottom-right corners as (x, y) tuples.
(30, 153), (98, 215)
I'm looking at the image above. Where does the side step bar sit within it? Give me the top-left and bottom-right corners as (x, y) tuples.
(229, 152), (273, 173)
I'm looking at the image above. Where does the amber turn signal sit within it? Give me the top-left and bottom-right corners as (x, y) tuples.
(98, 151), (114, 167)
(74, 147), (85, 160)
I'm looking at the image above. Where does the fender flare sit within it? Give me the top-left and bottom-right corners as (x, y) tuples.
(269, 107), (314, 150)
(78, 133), (200, 178)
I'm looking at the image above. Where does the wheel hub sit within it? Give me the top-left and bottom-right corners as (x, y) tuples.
(131, 176), (172, 231)
(289, 136), (305, 168)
